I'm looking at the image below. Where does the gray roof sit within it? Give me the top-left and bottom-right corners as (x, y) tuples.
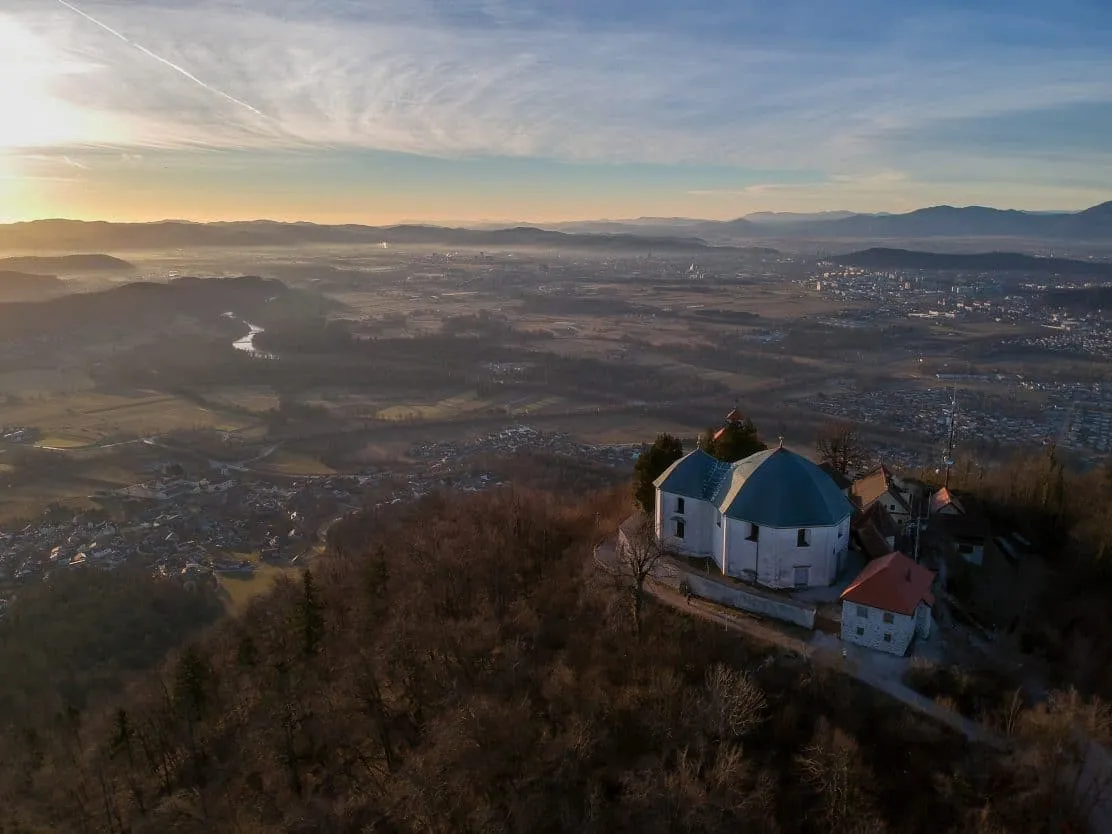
(655, 446), (853, 528)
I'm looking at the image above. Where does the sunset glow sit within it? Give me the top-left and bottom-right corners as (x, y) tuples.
(0, 0), (1109, 222)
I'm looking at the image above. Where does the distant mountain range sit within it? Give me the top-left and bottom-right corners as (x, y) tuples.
(537, 202), (1112, 242)
(0, 221), (719, 253)
(1, 201), (1108, 254)
(829, 248), (1112, 278)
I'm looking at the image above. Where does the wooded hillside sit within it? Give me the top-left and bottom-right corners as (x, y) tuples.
(0, 487), (1077, 833)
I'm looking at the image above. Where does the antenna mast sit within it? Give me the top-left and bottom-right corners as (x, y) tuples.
(943, 387), (958, 489)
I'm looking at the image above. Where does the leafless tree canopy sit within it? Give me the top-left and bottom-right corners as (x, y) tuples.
(815, 420), (868, 475)
(0, 486), (1101, 834)
(618, 514), (666, 634)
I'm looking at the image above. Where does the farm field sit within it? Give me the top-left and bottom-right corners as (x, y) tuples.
(0, 390), (263, 448)
(217, 562), (301, 614)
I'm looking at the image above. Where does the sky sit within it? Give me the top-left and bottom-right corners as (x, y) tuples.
(1, 0), (1111, 224)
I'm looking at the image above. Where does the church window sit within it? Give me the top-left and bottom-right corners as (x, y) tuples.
(674, 519), (686, 539)
(746, 523), (760, 542)
(796, 528), (810, 547)
(676, 497), (685, 514)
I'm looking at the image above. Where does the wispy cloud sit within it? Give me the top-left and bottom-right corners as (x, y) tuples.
(2, 0), (1110, 213)
(53, 0), (269, 119)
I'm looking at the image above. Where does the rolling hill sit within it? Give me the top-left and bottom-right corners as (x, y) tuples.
(0, 220), (718, 253)
(0, 275), (293, 342)
(829, 248), (1112, 277)
(0, 270), (67, 302)
(0, 253), (135, 273)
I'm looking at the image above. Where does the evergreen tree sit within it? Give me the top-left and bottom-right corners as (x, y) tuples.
(700, 414), (766, 463)
(632, 433), (684, 516)
(298, 570), (325, 658)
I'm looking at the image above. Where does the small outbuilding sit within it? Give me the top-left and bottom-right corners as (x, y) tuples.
(840, 551), (934, 656)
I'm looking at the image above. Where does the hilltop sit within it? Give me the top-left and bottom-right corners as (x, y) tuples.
(0, 270), (66, 302)
(0, 274), (295, 342)
(0, 487), (1066, 833)
(0, 253), (135, 273)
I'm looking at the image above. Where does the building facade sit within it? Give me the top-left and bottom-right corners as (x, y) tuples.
(654, 446), (853, 590)
(841, 599), (932, 656)
(840, 551), (935, 656)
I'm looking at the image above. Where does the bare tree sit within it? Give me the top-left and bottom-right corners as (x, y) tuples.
(704, 664), (767, 740)
(1016, 688), (1112, 826)
(815, 420), (867, 476)
(796, 718), (885, 834)
(618, 515), (665, 635)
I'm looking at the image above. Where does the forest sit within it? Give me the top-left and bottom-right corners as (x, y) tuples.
(0, 480), (1099, 833)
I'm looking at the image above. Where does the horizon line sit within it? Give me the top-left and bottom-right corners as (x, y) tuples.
(2, 199), (1108, 228)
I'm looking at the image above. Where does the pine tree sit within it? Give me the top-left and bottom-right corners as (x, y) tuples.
(633, 433), (684, 515)
(298, 569), (325, 658)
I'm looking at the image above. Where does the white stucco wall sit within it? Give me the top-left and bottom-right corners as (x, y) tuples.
(655, 488), (851, 590)
(722, 517), (849, 589)
(841, 600), (931, 656)
(683, 572), (816, 629)
(656, 491), (715, 559)
(914, 600), (931, 639)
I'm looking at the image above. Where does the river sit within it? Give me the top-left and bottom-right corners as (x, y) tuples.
(225, 314), (277, 360)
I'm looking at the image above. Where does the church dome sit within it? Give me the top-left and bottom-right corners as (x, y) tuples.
(714, 447), (852, 528)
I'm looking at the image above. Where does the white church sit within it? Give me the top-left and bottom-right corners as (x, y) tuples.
(653, 443), (854, 589)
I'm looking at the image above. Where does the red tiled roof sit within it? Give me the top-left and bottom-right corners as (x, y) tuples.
(841, 551), (935, 616)
(930, 487), (965, 515)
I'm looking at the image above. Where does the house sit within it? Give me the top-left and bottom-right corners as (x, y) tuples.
(654, 444), (853, 589)
(930, 487), (965, 517)
(851, 465), (914, 524)
(851, 502), (901, 561)
(840, 551), (934, 656)
(929, 488), (989, 565)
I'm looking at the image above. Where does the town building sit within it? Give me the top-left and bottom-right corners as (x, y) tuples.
(930, 487), (989, 565)
(851, 501), (901, 561)
(654, 444), (853, 589)
(840, 551), (935, 656)
(851, 465), (914, 524)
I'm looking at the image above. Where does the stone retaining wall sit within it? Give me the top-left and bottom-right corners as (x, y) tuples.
(654, 558), (816, 630)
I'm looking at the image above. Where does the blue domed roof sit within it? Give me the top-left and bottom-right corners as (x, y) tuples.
(655, 446), (852, 528)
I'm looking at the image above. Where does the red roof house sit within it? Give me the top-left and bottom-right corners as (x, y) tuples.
(840, 551), (935, 655)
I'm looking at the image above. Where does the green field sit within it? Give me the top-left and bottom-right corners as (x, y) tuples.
(217, 563), (300, 614)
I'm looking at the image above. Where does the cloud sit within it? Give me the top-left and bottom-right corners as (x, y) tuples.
(3, 0), (1111, 194)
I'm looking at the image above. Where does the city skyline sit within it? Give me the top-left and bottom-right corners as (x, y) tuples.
(2, 0), (1111, 223)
